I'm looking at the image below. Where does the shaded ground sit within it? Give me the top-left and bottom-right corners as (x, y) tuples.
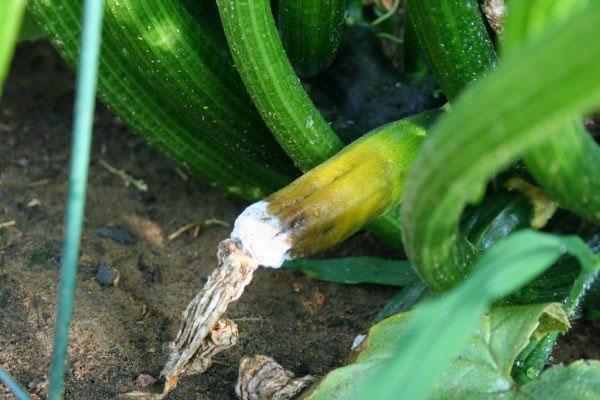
(1, 42), (598, 400)
(0, 42), (399, 399)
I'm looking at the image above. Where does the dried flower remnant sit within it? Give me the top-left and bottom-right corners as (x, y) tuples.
(235, 355), (315, 400)
(161, 239), (255, 394)
(482, 0), (506, 33)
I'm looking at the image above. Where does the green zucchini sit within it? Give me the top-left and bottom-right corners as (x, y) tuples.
(30, 0), (293, 201)
(502, 0), (600, 224)
(217, 0), (407, 248)
(406, 0), (496, 99)
(410, 0), (600, 225)
(278, 0), (348, 77)
(401, 2), (600, 291)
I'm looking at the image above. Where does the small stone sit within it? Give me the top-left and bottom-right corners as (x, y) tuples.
(96, 264), (120, 286)
(134, 374), (156, 387)
(96, 225), (135, 245)
(27, 376), (48, 395)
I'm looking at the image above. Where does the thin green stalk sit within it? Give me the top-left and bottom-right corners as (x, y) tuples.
(279, 0), (348, 77)
(47, 1), (104, 398)
(0, 0), (26, 96)
(217, 0), (408, 248)
(401, 2), (600, 291)
(0, 365), (31, 400)
(29, 0), (293, 201)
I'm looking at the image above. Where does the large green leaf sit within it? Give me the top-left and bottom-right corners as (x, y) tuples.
(518, 360), (600, 400)
(304, 303), (600, 400)
(427, 303), (568, 399)
(302, 303), (570, 400)
(301, 230), (599, 400)
(0, 0), (26, 97)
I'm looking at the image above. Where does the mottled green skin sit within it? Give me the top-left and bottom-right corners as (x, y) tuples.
(217, 0), (408, 249)
(407, 0), (496, 99)
(29, 0), (293, 201)
(279, 0), (348, 77)
(401, 3), (600, 291)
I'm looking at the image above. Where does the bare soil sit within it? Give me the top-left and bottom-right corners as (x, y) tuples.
(1, 42), (598, 400)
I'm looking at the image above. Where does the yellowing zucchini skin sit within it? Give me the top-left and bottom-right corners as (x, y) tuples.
(278, 0), (348, 77)
(267, 111), (438, 258)
(30, 0), (294, 201)
(217, 0), (415, 249)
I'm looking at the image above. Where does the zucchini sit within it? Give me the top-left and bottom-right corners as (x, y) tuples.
(278, 0), (348, 77)
(502, 0), (600, 224)
(406, 0), (496, 99)
(217, 0), (407, 248)
(30, 0), (293, 201)
(401, 3), (600, 291)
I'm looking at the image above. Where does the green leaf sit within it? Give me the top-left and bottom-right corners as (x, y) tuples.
(372, 281), (431, 323)
(301, 230), (599, 400)
(283, 257), (416, 286)
(0, 0), (26, 97)
(427, 303), (568, 399)
(303, 303), (569, 400)
(518, 360), (600, 400)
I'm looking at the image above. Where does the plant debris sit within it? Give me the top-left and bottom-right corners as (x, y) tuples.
(99, 159), (148, 192)
(481, 0), (506, 32)
(167, 218), (231, 241)
(235, 355), (315, 400)
(160, 239), (257, 394)
(0, 220), (16, 229)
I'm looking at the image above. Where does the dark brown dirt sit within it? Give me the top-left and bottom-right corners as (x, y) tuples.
(0, 42), (398, 399)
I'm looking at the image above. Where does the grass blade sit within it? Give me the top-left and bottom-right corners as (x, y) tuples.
(47, 1), (104, 398)
(0, 365), (30, 400)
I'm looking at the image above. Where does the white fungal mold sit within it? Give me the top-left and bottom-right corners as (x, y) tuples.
(230, 201), (292, 268)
